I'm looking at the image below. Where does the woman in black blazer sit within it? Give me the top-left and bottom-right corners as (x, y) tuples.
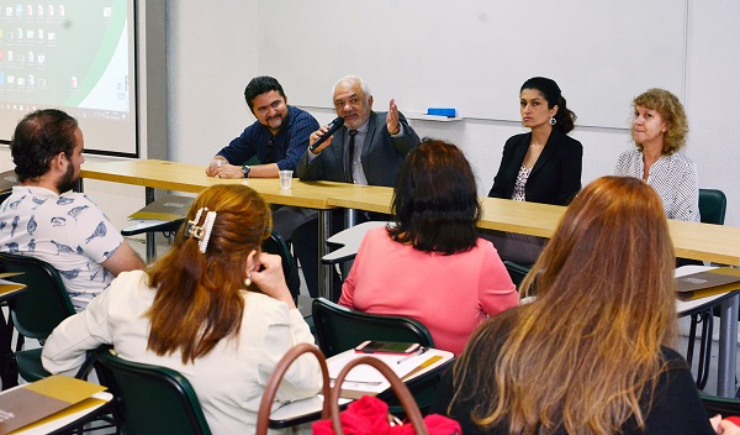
(487, 77), (583, 263)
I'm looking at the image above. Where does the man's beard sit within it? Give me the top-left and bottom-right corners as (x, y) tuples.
(56, 163), (77, 193)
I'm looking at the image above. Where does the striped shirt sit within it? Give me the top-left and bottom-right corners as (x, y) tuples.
(614, 149), (700, 222)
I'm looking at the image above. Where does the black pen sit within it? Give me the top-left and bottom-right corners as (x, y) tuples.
(397, 346), (428, 365)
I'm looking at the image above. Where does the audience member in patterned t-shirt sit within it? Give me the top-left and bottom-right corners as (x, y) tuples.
(614, 88), (700, 222)
(0, 109), (145, 310)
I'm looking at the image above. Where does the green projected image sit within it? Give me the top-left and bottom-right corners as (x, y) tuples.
(0, 0), (137, 155)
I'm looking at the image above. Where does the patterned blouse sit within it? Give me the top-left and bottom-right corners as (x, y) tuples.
(511, 166), (532, 201)
(614, 149), (700, 222)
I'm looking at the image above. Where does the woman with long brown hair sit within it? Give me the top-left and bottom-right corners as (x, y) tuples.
(42, 184), (321, 434)
(432, 176), (734, 435)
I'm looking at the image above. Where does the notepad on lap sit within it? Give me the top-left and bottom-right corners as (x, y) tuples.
(0, 376), (106, 435)
(676, 267), (740, 301)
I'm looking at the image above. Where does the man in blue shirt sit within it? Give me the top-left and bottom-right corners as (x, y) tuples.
(206, 76), (319, 179)
(206, 76), (319, 242)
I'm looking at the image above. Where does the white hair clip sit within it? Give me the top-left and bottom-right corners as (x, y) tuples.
(186, 207), (217, 253)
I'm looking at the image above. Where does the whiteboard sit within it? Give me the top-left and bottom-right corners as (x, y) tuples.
(257, 0), (687, 129)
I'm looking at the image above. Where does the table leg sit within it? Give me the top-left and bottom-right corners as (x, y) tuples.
(717, 293), (738, 397)
(318, 210), (333, 300)
(342, 209), (358, 278)
(145, 188), (156, 263)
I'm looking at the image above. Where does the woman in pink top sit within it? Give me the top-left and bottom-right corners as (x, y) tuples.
(339, 139), (518, 355)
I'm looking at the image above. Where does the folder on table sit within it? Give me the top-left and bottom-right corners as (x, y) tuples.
(0, 375), (106, 435)
(676, 267), (740, 301)
(0, 171), (18, 193)
(0, 273), (26, 298)
(128, 195), (194, 221)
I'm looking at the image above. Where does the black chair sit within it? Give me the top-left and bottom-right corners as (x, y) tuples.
(95, 347), (212, 435)
(262, 230), (300, 303)
(687, 188), (728, 390)
(312, 298), (438, 414)
(0, 252), (76, 385)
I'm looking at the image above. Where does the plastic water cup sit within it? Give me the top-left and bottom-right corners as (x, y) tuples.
(279, 170), (293, 189)
(210, 158), (226, 171)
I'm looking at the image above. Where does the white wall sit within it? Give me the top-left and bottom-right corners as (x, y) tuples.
(165, 0), (259, 165)
(6, 1), (736, 231)
(163, 0), (740, 227)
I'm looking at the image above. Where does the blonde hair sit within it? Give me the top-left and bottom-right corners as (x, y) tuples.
(452, 176), (677, 435)
(633, 88), (688, 155)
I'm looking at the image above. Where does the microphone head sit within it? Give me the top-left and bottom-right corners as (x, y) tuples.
(330, 116), (345, 128)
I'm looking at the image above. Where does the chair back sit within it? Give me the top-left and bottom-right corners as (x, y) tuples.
(701, 394), (740, 418)
(95, 348), (212, 435)
(262, 230), (300, 302)
(699, 189), (727, 225)
(312, 298), (434, 357)
(503, 261), (531, 289)
(0, 252), (75, 340)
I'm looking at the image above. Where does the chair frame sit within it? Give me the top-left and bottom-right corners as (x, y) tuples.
(95, 348), (212, 435)
(687, 188), (728, 390)
(0, 252), (76, 386)
(311, 297), (434, 358)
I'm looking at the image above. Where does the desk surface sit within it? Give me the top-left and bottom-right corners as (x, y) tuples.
(83, 159), (740, 266)
(81, 159), (379, 210)
(329, 187), (740, 266)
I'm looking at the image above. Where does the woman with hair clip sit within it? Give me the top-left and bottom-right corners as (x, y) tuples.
(338, 139), (517, 355)
(487, 76), (583, 264)
(41, 184), (321, 434)
(432, 176), (739, 435)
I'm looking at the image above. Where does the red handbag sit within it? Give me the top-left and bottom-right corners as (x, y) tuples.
(312, 355), (461, 435)
(254, 343), (460, 435)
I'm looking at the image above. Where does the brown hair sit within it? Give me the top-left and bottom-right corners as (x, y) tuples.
(452, 176), (676, 435)
(388, 139), (481, 254)
(633, 88), (688, 155)
(146, 184), (272, 364)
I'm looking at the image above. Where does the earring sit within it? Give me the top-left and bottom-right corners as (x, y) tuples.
(244, 272), (252, 287)
(549, 117), (557, 126)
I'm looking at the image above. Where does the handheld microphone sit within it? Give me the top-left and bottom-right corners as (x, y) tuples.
(309, 117), (344, 152)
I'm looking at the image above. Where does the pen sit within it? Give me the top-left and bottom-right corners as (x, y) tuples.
(397, 346), (428, 365)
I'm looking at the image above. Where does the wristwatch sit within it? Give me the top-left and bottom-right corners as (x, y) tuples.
(241, 164), (251, 178)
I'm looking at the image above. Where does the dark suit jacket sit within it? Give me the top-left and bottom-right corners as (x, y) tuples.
(488, 128), (583, 206)
(297, 111), (420, 187)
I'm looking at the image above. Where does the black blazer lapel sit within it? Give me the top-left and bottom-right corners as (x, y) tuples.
(530, 129), (562, 176)
(511, 133), (531, 170)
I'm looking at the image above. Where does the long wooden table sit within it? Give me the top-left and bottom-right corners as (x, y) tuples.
(330, 190), (740, 266)
(80, 159), (381, 298)
(329, 188), (740, 397)
(82, 159), (740, 396)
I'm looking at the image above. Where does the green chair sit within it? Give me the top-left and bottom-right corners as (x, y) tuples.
(311, 298), (439, 414)
(95, 347), (212, 435)
(262, 230), (300, 303)
(701, 393), (740, 417)
(503, 261), (531, 289)
(687, 188), (728, 390)
(0, 252), (76, 385)
(312, 298), (434, 357)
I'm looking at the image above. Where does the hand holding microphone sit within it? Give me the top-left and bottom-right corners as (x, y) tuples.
(309, 116), (344, 154)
